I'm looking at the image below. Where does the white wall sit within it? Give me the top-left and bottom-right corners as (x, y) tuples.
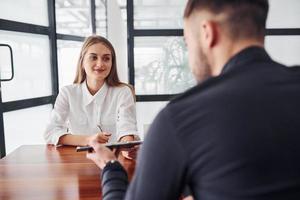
(107, 0), (128, 83)
(106, 0), (167, 139)
(136, 101), (168, 138)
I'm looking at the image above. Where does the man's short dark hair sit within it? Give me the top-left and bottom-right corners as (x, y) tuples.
(184, 0), (269, 40)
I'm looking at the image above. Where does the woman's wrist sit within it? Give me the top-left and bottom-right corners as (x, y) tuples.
(85, 135), (92, 146)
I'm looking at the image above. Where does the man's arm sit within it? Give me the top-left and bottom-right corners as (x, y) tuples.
(87, 140), (128, 200)
(87, 108), (188, 199)
(101, 160), (128, 200)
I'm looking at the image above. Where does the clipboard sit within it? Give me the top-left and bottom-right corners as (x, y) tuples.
(76, 140), (142, 152)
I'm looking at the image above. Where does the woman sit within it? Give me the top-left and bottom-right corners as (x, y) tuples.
(44, 35), (139, 159)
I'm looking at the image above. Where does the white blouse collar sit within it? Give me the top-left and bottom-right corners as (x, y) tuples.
(82, 81), (108, 106)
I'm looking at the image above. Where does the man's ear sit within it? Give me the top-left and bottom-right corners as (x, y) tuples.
(200, 20), (218, 49)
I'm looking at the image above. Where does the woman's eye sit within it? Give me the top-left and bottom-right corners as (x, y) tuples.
(89, 55), (97, 60)
(103, 57), (110, 62)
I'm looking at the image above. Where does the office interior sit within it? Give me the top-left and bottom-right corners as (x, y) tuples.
(0, 0), (299, 158)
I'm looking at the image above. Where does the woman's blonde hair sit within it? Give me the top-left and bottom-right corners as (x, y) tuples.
(73, 35), (135, 99)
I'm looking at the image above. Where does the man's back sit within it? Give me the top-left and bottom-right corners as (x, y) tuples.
(127, 47), (300, 200)
(169, 47), (300, 199)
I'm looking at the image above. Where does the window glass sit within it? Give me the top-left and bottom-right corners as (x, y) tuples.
(0, 30), (52, 102)
(0, 0), (48, 26)
(96, 0), (107, 37)
(134, 37), (195, 95)
(55, 0), (91, 36)
(57, 40), (83, 88)
(4, 104), (52, 155)
(265, 36), (300, 66)
(133, 0), (300, 29)
(134, 0), (185, 29)
(267, 0), (300, 28)
(117, 0), (128, 27)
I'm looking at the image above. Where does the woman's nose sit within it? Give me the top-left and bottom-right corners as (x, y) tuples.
(95, 59), (102, 68)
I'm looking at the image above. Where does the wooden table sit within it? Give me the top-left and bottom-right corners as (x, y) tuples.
(0, 145), (136, 200)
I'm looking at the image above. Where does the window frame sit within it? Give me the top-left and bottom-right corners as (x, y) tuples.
(0, 0), (107, 158)
(126, 0), (300, 102)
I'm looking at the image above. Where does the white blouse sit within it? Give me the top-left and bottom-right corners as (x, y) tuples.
(44, 82), (139, 145)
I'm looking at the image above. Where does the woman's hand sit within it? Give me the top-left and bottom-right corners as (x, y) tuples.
(86, 138), (116, 169)
(120, 146), (139, 160)
(119, 135), (139, 160)
(87, 132), (111, 144)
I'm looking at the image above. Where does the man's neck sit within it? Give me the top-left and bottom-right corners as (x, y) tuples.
(211, 39), (264, 76)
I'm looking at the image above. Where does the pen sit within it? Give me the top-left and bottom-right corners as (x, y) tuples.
(97, 124), (103, 132)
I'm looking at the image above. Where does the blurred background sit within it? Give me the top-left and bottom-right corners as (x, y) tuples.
(0, 0), (299, 157)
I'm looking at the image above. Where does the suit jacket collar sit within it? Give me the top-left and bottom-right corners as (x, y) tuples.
(221, 46), (271, 75)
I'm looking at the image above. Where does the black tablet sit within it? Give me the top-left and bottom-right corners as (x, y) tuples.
(76, 140), (143, 152)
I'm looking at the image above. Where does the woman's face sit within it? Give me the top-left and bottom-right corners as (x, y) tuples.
(83, 42), (112, 82)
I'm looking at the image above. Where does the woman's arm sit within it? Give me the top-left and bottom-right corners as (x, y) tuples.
(116, 87), (141, 159)
(58, 132), (111, 146)
(119, 135), (138, 160)
(44, 87), (70, 145)
(58, 134), (90, 146)
(116, 86), (140, 141)
(45, 87), (112, 146)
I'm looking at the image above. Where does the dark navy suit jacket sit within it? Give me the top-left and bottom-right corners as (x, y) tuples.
(102, 46), (300, 200)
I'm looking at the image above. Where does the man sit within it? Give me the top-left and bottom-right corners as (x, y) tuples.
(87, 0), (300, 199)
